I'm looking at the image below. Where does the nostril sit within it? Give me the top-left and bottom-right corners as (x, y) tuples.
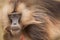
(14, 23), (16, 25)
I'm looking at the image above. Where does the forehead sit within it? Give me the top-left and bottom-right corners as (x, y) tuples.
(2, 2), (28, 15)
(8, 3), (27, 14)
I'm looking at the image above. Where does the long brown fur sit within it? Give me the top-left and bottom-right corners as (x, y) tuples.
(0, 0), (60, 40)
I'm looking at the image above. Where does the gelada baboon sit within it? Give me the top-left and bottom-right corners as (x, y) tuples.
(0, 0), (60, 40)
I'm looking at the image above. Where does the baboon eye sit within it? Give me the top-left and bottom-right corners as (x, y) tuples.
(8, 13), (22, 23)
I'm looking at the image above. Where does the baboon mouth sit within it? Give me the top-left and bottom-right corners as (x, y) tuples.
(11, 28), (20, 31)
(6, 27), (21, 35)
(10, 28), (21, 35)
(11, 29), (20, 32)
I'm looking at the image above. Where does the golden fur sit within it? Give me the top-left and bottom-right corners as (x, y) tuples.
(0, 0), (60, 40)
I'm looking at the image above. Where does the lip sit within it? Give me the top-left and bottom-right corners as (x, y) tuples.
(10, 29), (21, 35)
(6, 27), (22, 36)
(11, 28), (20, 31)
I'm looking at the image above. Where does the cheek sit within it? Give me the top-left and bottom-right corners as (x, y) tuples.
(2, 16), (10, 31)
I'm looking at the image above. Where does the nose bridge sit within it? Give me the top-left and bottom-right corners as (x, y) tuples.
(11, 18), (20, 30)
(10, 12), (20, 24)
(12, 18), (19, 25)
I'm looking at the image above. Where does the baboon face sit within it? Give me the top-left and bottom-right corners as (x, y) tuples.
(6, 12), (22, 36)
(2, 1), (36, 36)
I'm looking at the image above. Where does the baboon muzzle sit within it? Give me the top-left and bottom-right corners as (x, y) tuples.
(8, 12), (22, 35)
